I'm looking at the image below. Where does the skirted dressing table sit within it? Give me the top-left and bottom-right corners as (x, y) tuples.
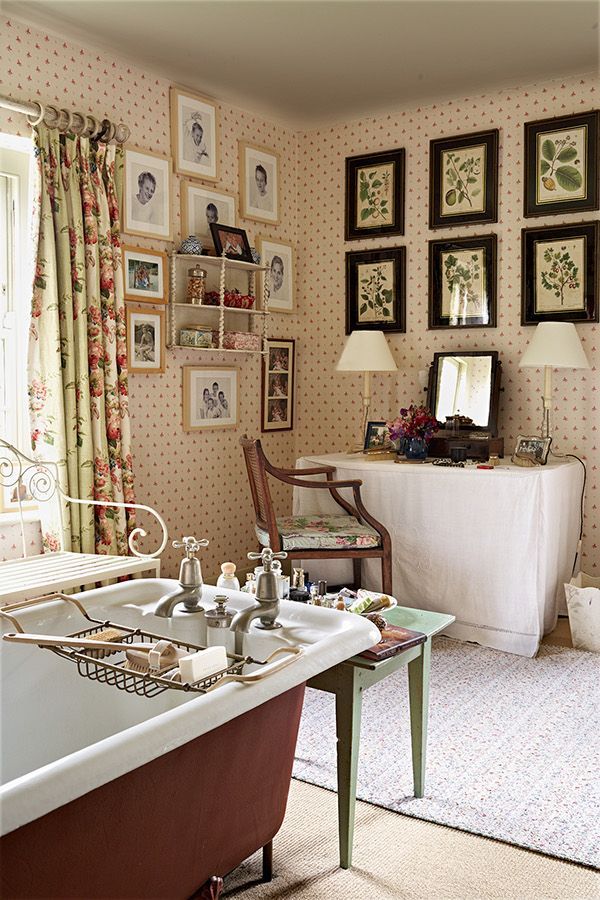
(293, 453), (582, 657)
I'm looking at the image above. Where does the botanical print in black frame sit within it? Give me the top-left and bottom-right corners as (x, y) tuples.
(521, 221), (599, 325)
(345, 148), (405, 240)
(345, 247), (406, 334)
(429, 235), (497, 330)
(523, 110), (599, 218)
(429, 129), (499, 229)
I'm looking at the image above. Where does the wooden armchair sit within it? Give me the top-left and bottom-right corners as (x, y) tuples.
(240, 437), (392, 594)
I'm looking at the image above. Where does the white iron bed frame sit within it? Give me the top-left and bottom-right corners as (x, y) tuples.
(0, 439), (167, 603)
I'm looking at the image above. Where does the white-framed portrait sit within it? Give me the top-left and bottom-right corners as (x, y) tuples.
(126, 305), (165, 374)
(257, 236), (294, 313)
(181, 181), (236, 246)
(122, 245), (167, 303)
(239, 141), (279, 224)
(170, 85), (218, 182)
(123, 146), (172, 241)
(183, 366), (238, 430)
(262, 339), (294, 431)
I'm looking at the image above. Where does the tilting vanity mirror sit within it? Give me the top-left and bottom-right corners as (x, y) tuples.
(426, 351), (503, 458)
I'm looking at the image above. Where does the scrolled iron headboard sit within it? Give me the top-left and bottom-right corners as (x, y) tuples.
(0, 438), (167, 559)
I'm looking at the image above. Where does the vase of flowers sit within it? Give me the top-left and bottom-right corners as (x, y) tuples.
(387, 404), (439, 461)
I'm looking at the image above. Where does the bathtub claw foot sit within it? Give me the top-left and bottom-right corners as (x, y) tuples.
(193, 874), (223, 899)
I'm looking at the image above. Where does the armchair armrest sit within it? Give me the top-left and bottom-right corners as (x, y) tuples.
(266, 463), (336, 477)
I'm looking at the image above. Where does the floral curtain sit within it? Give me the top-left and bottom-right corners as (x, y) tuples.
(28, 124), (135, 555)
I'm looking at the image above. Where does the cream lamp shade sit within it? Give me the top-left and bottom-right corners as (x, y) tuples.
(519, 322), (590, 439)
(336, 331), (397, 448)
(336, 330), (398, 373)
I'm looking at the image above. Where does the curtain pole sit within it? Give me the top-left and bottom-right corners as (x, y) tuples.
(0, 92), (130, 144)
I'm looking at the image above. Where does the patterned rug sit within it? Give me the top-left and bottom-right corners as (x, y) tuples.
(293, 637), (600, 868)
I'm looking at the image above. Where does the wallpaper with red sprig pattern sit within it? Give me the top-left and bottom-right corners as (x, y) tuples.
(0, 16), (597, 577)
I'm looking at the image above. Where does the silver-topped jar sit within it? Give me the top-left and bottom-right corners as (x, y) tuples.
(186, 266), (207, 305)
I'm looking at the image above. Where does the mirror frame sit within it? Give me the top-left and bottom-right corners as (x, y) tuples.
(427, 350), (502, 436)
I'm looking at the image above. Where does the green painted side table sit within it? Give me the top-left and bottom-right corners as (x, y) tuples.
(306, 605), (454, 869)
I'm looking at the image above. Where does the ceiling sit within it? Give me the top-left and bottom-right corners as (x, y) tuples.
(4, 0), (599, 128)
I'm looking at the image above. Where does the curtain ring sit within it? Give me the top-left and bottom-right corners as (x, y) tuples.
(81, 115), (98, 138)
(26, 102), (45, 128)
(70, 111), (86, 136)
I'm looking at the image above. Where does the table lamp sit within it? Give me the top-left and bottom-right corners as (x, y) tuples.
(336, 330), (398, 449)
(519, 322), (590, 440)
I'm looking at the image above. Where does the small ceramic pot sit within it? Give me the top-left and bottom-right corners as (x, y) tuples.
(180, 235), (203, 255)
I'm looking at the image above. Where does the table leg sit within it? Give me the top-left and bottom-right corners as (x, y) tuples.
(407, 639), (431, 799)
(334, 668), (363, 869)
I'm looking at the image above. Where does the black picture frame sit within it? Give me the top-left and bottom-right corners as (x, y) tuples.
(262, 338), (295, 432)
(521, 221), (599, 325)
(345, 247), (406, 334)
(345, 148), (405, 240)
(209, 223), (253, 263)
(523, 110), (599, 218)
(429, 129), (498, 229)
(364, 421), (391, 452)
(428, 234), (497, 329)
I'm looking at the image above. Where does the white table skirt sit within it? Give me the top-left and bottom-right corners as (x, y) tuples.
(293, 454), (582, 657)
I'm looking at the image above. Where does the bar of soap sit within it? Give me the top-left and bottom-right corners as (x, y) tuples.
(178, 646), (228, 684)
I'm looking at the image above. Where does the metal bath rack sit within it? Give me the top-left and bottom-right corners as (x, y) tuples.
(0, 593), (302, 699)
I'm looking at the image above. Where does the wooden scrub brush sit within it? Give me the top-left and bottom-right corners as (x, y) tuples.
(2, 633), (188, 674)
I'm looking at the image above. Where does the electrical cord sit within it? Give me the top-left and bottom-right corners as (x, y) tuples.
(550, 448), (587, 576)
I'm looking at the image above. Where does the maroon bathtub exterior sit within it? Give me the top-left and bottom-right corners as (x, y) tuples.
(1, 683), (305, 899)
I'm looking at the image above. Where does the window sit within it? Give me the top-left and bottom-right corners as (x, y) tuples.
(0, 135), (34, 456)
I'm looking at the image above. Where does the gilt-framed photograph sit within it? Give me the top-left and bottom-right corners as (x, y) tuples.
(181, 181), (236, 246)
(345, 247), (406, 334)
(122, 245), (167, 303)
(345, 148), (405, 240)
(239, 141), (279, 224)
(126, 306), (165, 374)
(123, 146), (172, 241)
(170, 85), (218, 182)
(514, 435), (552, 465)
(428, 234), (497, 329)
(429, 129), (498, 229)
(209, 223), (253, 263)
(524, 110), (599, 218)
(262, 339), (295, 431)
(521, 221), (599, 325)
(364, 421), (392, 452)
(183, 366), (238, 431)
(257, 237), (294, 313)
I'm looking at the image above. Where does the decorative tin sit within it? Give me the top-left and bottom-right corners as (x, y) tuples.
(179, 327), (214, 348)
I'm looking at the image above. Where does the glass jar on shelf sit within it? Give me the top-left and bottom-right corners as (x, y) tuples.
(186, 266), (207, 305)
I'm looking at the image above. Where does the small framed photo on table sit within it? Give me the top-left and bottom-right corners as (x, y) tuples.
(183, 366), (238, 431)
(262, 339), (295, 431)
(346, 247), (406, 334)
(181, 181), (236, 247)
(521, 221), (599, 324)
(123, 146), (172, 241)
(239, 141), (279, 225)
(122, 245), (167, 303)
(524, 110), (599, 218)
(126, 306), (165, 374)
(513, 435), (552, 465)
(209, 223), (253, 263)
(364, 421), (392, 452)
(428, 234), (497, 329)
(345, 148), (405, 240)
(170, 85), (218, 182)
(257, 237), (294, 313)
(429, 129), (498, 229)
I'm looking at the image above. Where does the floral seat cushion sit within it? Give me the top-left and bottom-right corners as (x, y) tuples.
(256, 514), (380, 551)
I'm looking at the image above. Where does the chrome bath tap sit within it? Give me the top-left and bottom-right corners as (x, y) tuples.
(154, 536), (209, 618)
(229, 548), (287, 634)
